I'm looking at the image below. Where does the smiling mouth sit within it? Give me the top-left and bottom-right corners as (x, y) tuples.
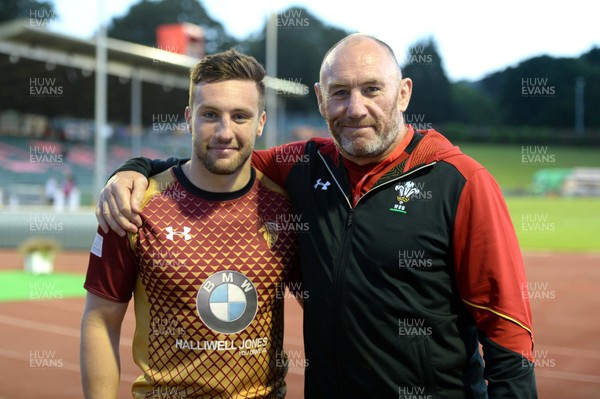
(209, 146), (237, 150)
(343, 126), (372, 131)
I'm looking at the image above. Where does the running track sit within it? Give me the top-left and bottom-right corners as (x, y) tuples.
(0, 250), (599, 398)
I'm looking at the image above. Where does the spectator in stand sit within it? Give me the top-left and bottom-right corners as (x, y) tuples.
(62, 174), (76, 201)
(45, 175), (57, 205)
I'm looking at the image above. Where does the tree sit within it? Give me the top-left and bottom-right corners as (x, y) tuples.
(401, 38), (455, 125)
(0, 0), (55, 23)
(451, 81), (503, 125)
(581, 47), (600, 67)
(107, 0), (235, 53)
(480, 54), (600, 128)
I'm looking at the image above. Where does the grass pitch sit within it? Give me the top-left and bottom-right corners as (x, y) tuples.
(458, 143), (600, 192)
(506, 197), (600, 252)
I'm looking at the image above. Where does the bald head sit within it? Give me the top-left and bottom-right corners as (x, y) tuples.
(319, 34), (401, 84)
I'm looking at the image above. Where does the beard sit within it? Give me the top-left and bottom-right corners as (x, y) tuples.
(193, 140), (253, 175)
(327, 107), (404, 160)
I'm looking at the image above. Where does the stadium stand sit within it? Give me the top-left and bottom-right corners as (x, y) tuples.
(0, 132), (189, 206)
(561, 167), (600, 196)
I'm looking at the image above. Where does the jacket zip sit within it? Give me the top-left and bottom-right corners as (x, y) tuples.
(316, 152), (436, 396)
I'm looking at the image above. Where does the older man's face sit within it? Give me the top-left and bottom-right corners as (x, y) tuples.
(317, 38), (411, 164)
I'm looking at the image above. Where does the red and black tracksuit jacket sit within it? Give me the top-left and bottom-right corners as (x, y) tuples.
(119, 126), (537, 398)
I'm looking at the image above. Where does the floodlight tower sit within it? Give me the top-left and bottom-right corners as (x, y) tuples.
(265, 11), (278, 148)
(94, 0), (108, 199)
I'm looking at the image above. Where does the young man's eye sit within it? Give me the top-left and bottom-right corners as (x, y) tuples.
(201, 111), (217, 119)
(233, 114), (251, 121)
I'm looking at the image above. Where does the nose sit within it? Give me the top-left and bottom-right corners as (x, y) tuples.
(214, 116), (234, 140)
(346, 90), (368, 119)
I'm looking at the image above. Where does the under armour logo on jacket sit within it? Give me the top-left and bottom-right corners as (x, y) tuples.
(314, 179), (331, 190)
(165, 226), (192, 241)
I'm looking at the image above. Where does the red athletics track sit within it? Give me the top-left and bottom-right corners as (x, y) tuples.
(0, 250), (599, 398)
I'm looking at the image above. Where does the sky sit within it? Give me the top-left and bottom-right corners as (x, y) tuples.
(47, 0), (600, 82)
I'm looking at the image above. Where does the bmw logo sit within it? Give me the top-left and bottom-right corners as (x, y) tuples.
(196, 271), (258, 334)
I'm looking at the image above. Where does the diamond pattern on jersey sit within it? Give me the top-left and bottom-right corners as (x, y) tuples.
(133, 177), (296, 398)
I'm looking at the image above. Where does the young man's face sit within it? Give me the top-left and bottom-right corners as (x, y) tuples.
(185, 80), (265, 175)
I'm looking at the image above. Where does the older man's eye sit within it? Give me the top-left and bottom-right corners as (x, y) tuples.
(332, 89), (348, 96)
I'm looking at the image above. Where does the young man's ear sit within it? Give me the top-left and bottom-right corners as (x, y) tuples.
(314, 83), (326, 117)
(256, 111), (266, 138)
(184, 106), (191, 133)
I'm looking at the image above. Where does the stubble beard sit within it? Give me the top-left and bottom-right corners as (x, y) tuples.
(193, 140), (253, 175)
(328, 108), (404, 160)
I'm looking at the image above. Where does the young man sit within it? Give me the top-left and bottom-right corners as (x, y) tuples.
(97, 35), (537, 398)
(81, 49), (298, 399)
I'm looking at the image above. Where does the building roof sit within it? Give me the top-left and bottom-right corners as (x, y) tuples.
(0, 19), (306, 123)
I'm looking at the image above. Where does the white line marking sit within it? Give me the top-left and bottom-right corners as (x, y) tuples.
(0, 314), (132, 346)
(0, 347), (139, 381)
(541, 345), (600, 360)
(536, 369), (600, 384)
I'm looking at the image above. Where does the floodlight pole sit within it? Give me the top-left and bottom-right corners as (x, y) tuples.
(265, 12), (278, 149)
(575, 76), (585, 136)
(94, 0), (108, 199)
(131, 75), (142, 157)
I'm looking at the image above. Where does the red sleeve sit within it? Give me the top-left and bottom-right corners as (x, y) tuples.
(84, 227), (139, 303)
(251, 141), (308, 187)
(453, 168), (534, 362)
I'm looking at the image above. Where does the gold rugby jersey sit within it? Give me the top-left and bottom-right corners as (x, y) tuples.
(85, 165), (299, 398)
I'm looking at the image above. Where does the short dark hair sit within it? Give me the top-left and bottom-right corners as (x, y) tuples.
(189, 48), (266, 111)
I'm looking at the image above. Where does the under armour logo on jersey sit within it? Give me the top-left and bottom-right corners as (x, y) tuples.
(165, 226), (192, 241)
(314, 178), (331, 190)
